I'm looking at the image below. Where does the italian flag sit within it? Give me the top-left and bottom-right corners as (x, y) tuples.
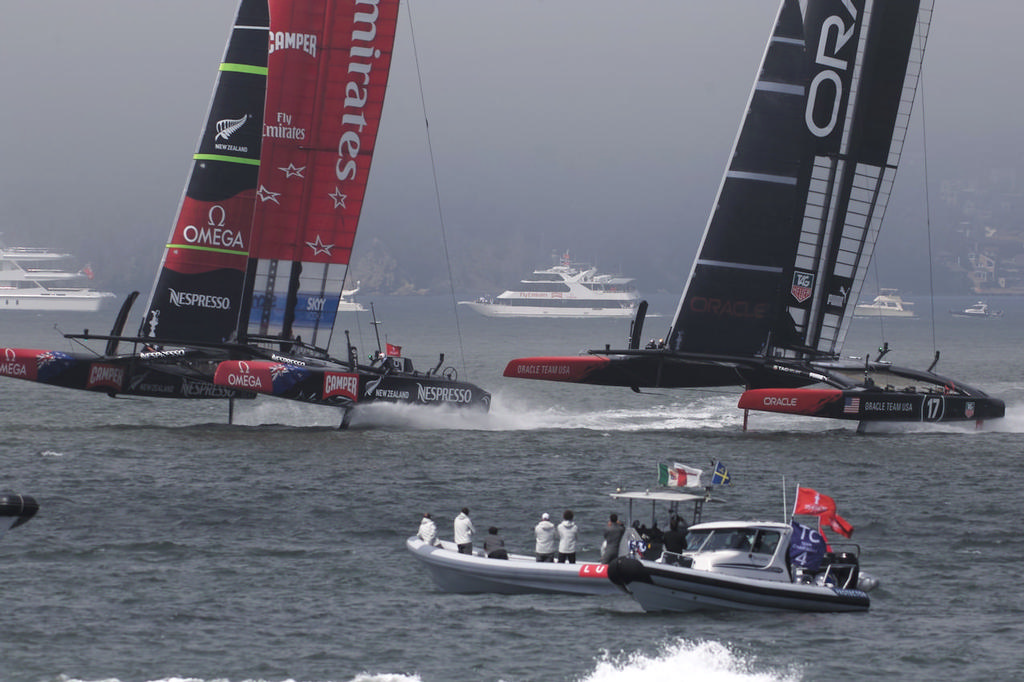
(658, 462), (703, 488)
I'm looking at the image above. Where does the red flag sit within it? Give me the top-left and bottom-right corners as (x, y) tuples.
(385, 343), (402, 357)
(81, 264), (94, 280)
(794, 487), (854, 539)
(825, 512), (854, 538)
(793, 487), (837, 517)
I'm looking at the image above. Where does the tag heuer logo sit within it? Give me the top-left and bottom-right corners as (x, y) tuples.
(791, 271), (814, 303)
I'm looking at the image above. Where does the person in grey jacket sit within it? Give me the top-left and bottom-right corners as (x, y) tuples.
(454, 507), (475, 554)
(534, 512), (557, 562)
(556, 509), (578, 564)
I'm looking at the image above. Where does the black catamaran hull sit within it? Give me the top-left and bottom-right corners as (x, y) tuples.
(505, 351), (1004, 424)
(214, 360), (490, 411)
(0, 346), (251, 400)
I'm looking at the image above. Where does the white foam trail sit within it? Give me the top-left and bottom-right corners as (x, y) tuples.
(581, 639), (802, 682)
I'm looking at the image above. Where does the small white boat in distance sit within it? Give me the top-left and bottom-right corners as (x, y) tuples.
(853, 288), (915, 318)
(459, 251), (639, 318)
(950, 301), (1002, 318)
(0, 245), (115, 312)
(406, 537), (622, 596)
(336, 281), (365, 312)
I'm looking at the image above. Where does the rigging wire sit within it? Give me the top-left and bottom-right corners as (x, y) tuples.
(920, 70), (939, 355)
(403, 0), (470, 378)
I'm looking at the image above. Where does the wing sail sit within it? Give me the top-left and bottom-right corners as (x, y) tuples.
(666, 0), (932, 360)
(141, 0), (270, 344)
(243, 0), (400, 349)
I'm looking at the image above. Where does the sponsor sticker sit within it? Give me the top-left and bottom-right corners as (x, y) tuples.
(87, 363), (125, 391)
(323, 373), (359, 402)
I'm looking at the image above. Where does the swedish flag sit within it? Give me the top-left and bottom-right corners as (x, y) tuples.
(710, 461), (731, 486)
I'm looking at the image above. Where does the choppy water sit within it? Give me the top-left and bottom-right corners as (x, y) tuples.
(2, 294), (1023, 682)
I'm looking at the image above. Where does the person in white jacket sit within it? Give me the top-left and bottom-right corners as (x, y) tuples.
(417, 512), (439, 546)
(453, 507), (475, 554)
(533, 512), (557, 562)
(556, 509), (578, 564)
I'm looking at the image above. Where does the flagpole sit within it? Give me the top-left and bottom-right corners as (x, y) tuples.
(782, 476), (788, 521)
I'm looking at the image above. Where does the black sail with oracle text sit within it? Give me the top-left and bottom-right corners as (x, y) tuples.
(665, 0), (930, 360)
(140, 0), (269, 345)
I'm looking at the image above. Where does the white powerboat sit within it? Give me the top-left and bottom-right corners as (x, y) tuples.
(607, 519), (874, 612)
(459, 251), (639, 318)
(950, 301), (1002, 318)
(406, 537), (622, 596)
(0, 245), (115, 312)
(853, 289), (915, 318)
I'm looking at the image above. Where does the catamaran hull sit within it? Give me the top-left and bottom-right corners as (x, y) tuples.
(214, 360), (491, 411)
(608, 557), (869, 613)
(407, 537), (620, 596)
(503, 354), (808, 389)
(0, 347), (252, 399)
(738, 388), (1005, 423)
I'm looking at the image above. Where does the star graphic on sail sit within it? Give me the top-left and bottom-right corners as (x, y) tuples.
(306, 235), (335, 256)
(257, 185), (281, 204)
(328, 187), (347, 209)
(279, 163), (305, 179)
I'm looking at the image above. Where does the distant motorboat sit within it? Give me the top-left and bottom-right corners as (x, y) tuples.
(459, 251), (640, 318)
(950, 301), (1002, 319)
(853, 289), (915, 318)
(0, 243), (115, 312)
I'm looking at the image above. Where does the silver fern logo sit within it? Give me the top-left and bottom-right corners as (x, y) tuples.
(215, 115), (249, 141)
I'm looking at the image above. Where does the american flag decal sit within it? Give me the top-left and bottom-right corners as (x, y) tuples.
(843, 397), (860, 414)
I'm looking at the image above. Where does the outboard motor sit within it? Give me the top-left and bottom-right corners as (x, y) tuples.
(0, 494), (39, 538)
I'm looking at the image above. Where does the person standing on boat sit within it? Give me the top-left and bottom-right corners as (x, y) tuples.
(534, 512), (557, 562)
(661, 515), (688, 564)
(454, 507), (475, 555)
(557, 510), (578, 564)
(418, 512), (439, 546)
(484, 526), (509, 559)
(600, 513), (625, 564)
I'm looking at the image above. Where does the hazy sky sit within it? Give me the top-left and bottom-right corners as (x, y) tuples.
(1, 1), (1020, 295)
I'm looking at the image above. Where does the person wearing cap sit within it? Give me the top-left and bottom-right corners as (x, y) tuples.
(417, 512), (439, 546)
(534, 512), (557, 562)
(483, 526), (508, 559)
(556, 509), (579, 564)
(453, 507), (475, 555)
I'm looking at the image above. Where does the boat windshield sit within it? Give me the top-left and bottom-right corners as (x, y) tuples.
(686, 528), (782, 555)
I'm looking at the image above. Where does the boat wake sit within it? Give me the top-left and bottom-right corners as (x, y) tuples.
(227, 391), (1024, 433)
(582, 638), (800, 682)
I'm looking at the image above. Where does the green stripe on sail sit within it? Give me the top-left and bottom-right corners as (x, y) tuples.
(166, 243), (249, 257)
(220, 62), (268, 76)
(193, 153), (261, 167)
